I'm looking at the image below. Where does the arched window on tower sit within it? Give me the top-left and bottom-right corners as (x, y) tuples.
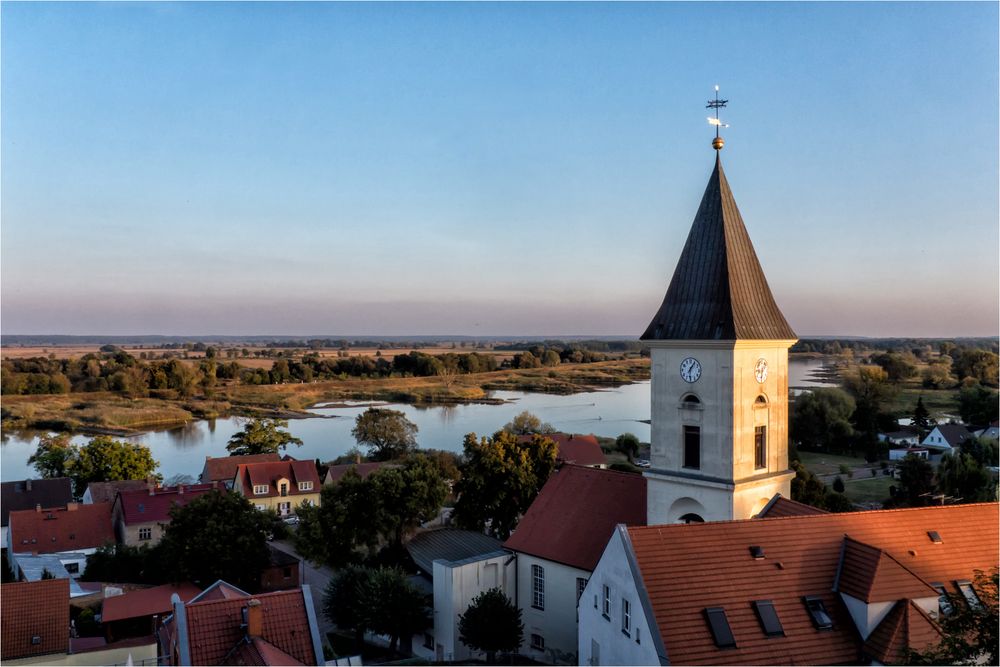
(755, 394), (768, 405)
(682, 394), (701, 405)
(679, 513), (704, 524)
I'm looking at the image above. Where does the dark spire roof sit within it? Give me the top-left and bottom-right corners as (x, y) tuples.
(641, 155), (796, 341)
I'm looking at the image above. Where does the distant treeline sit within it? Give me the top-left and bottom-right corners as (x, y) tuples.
(792, 337), (998, 355)
(496, 340), (649, 354)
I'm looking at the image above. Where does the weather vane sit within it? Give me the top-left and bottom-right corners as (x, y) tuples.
(706, 85), (729, 150)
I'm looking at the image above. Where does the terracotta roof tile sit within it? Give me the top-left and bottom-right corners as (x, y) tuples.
(183, 589), (317, 666)
(202, 454), (282, 484)
(756, 494), (828, 518)
(627, 503), (998, 665)
(101, 583), (202, 623)
(237, 461), (320, 499)
(1, 578), (70, 660)
(864, 599), (942, 664)
(836, 536), (938, 603)
(323, 462), (396, 485)
(229, 636), (306, 666)
(641, 155), (796, 341)
(516, 433), (608, 467)
(115, 484), (215, 525)
(505, 465), (646, 571)
(8, 503), (114, 553)
(1, 478), (73, 526)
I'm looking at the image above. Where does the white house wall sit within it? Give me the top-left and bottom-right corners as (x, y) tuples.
(579, 528), (662, 666)
(515, 554), (592, 664)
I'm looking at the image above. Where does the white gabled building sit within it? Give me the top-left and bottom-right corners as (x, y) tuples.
(920, 424), (973, 453)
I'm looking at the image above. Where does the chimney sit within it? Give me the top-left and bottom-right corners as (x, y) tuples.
(66, 502), (78, 512)
(35, 504), (41, 513)
(177, 484), (185, 495)
(246, 599), (263, 638)
(25, 480), (32, 492)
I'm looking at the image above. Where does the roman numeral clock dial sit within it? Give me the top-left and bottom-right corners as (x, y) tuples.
(680, 357), (702, 383)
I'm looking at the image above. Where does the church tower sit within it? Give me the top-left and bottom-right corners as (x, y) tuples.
(642, 93), (797, 523)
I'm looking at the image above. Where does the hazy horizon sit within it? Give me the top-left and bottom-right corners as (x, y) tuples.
(3, 3), (998, 338)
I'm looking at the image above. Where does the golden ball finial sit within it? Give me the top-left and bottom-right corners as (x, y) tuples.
(712, 136), (725, 150)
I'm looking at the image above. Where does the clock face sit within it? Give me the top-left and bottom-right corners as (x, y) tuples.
(680, 357), (702, 383)
(755, 358), (769, 383)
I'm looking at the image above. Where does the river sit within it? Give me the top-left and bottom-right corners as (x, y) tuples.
(0, 357), (838, 482)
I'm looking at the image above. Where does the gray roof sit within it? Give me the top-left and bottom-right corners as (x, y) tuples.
(405, 529), (503, 575)
(1, 478), (73, 527)
(642, 155), (797, 341)
(927, 424), (973, 448)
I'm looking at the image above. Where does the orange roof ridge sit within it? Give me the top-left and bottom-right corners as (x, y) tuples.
(838, 536), (938, 603)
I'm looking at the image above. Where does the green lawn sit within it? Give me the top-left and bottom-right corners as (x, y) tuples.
(796, 451), (867, 476)
(842, 475), (895, 506)
(887, 386), (960, 420)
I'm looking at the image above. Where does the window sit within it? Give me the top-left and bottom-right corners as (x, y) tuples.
(64, 562), (79, 575)
(530, 634), (545, 650)
(682, 394), (701, 405)
(752, 600), (784, 636)
(576, 578), (588, 606)
(423, 633), (434, 650)
(253, 484), (269, 496)
(621, 599), (631, 636)
(927, 531), (942, 544)
(683, 425), (700, 469)
(754, 426), (767, 469)
(803, 596), (833, 630)
(932, 583), (954, 616)
(283, 567), (292, 579)
(749, 546), (765, 560)
(298, 481), (313, 492)
(602, 585), (611, 618)
(635, 627), (640, 645)
(531, 565), (545, 610)
(704, 607), (736, 649)
(30, 636), (41, 645)
(679, 513), (704, 524)
(256, 504), (267, 511)
(138, 527), (152, 541)
(279, 482), (289, 497)
(755, 394), (768, 405)
(956, 581), (982, 610)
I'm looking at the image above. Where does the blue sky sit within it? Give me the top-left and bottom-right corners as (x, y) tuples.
(2, 2), (997, 337)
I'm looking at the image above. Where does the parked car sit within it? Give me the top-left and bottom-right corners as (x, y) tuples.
(282, 515), (300, 525)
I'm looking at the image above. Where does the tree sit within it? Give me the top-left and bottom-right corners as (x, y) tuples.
(952, 349), (999, 387)
(368, 455), (448, 548)
(958, 385), (1000, 425)
(891, 454), (935, 507)
(824, 492), (855, 513)
(459, 588), (524, 663)
(910, 396), (932, 434)
(871, 352), (918, 383)
(832, 476), (845, 493)
(227, 418), (303, 456)
(83, 543), (160, 584)
(937, 453), (996, 503)
(502, 410), (555, 435)
(616, 433), (640, 462)
(156, 490), (272, 591)
(922, 359), (955, 389)
(963, 436), (999, 468)
(843, 366), (895, 443)
(322, 565), (371, 649)
(351, 408), (418, 461)
(789, 389), (855, 453)
(909, 568), (998, 666)
(452, 431), (558, 539)
(28, 434), (75, 479)
(69, 437), (159, 495)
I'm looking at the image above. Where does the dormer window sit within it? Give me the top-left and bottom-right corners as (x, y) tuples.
(253, 484), (269, 496)
(956, 580), (982, 610)
(298, 481), (313, 492)
(932, 583), (954, 616)
(752, 600), (784, 637)
(803, 596), (833, 630)
(704, 607), (736, 649)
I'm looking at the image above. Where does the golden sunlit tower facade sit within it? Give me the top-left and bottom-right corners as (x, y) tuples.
(641, 110), (797, 524)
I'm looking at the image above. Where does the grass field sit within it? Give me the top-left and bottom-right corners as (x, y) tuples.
(842, 476), (895, 506)
(796, 451), (867, 476)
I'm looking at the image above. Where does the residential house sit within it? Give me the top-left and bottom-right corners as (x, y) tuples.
(157, 581), (324, 665)
(579, 502), (999, 666)
(323, 461), (397, 485)
(877, 427), (922, 447)
(503, 465), (647, 663)
(112, 483), (216, 547)
(82, 479), (149, 505)
(200, 454), (282, 489)
(920, 424), (973, 454)
(1, 478), (73, 549)
(404, 528), (507, 662)
(7, 503), (114, 596)
(889, 447), (930, 461)
(260, 544), (302, 592)
(1, 578), (70, 663)
(101, 582), (202, 642)
(233, 460), (321, 517)
(517, 433), (609, 468)
(975, 420), (999, 443)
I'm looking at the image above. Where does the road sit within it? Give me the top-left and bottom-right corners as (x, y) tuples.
(269, 538), (335, 639)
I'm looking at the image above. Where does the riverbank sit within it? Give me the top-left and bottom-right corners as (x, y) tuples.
(0, 358), (651, 436)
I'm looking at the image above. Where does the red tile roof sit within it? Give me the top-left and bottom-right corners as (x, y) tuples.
(115, 484), (215, 525)
(230, 636), (305, 666)
(756, 493), (828, 518)
(84, 479), (150, 505)
(192, 581), (251, 602)
(237, 461), (320, 499)
(101, 583), (203, 623)
(627, 503), (998, 665)
(504, 465), (646, 571)
(182, 589), (317, 665)
(201, 454), (282, 484)
(8, 503), (114, 553)
(1, 578), (70, 660)
(324, 462), (395, 485)
(864, 599), (942, 665)
(836, 536), (938, 603)
(517, 433), (608, 467)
